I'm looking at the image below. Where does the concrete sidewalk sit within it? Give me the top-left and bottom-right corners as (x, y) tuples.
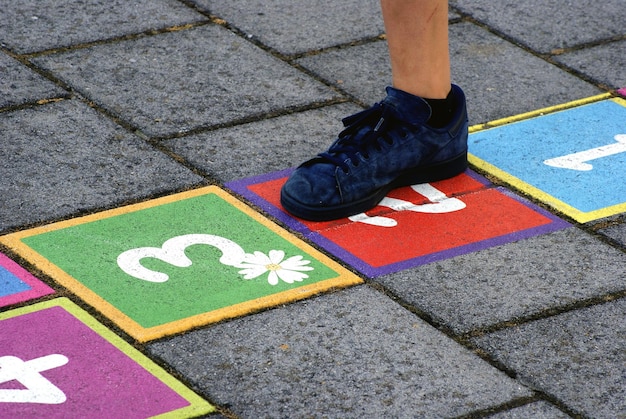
(1, 1), (625, 418)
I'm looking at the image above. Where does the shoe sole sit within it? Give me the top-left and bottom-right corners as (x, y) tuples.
(280, 151), (468, 221)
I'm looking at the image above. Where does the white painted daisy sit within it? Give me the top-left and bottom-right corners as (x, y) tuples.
(236, 250), (314, 285)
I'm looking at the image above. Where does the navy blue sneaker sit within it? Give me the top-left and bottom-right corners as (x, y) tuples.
(280, 85), (469, 221)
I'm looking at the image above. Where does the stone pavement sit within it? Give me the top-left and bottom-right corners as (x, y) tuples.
(1, 1), (625, 418)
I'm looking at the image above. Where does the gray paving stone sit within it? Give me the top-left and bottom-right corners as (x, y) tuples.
(449, 10), (461, 20)
(148, 286), (530, 418)
(554, 39), (626, 90)
(0, 0), (205, 54)
(0, 99), (203, 231)
(297, 22), (602, 124)
(165, 103), (362, 182)
(449, 22), (602, 123)
(598, 222), (626, 248)
(373, 228), (626, 334)
(450, 0), (626, 54)
(0, 52), (67, 108)
(472, 299), (626, 418)
(33, 24), (338, 139)
(296, 39), (391, 106)
(190, 0), (384, 55)
(489, 401), (570, 419)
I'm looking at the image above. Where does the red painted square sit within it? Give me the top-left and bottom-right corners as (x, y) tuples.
(233, 171), (569, 276)
(315, 187), (550, 267)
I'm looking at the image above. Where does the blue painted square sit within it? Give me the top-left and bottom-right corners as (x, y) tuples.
(469, 98), (626, 214)
(0, 265), (31, 297)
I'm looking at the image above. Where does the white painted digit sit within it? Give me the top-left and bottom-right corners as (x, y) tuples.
(543, 134), (626, 171)
(0, 354), (68, 404)
(348, 183), (466, 227)
(117, 234), (246, 282)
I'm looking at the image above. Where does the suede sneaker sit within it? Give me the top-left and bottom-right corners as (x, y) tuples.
(280, 85), (469, 221)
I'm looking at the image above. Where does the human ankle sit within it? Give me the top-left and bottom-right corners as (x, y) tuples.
(424, 89), (454, 128)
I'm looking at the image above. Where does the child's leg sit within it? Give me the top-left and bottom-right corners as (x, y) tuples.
(381, 0), (451, 99)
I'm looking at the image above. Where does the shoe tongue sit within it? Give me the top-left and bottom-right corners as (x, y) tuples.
(383, 86), (432, 124)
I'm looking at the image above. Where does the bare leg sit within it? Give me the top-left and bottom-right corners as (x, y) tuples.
(380, 0), (451, 99)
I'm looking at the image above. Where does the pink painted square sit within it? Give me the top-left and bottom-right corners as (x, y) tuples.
(0, 305), (190, 418)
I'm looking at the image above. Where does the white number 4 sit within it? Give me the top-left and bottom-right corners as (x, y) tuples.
(0, 354), (68, 404)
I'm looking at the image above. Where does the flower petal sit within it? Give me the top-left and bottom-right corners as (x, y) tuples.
(251, 251), (272, 264)
(267, 270), (279, 285)
(280, 255), (314, 271)
(235, 251), (270, 269)
(276, 269), (308, 284)
(268, 250), (285, 264)
(238, 266), (268, 280)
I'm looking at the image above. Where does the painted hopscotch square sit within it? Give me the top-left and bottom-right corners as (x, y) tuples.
(468, 94), (626, 222)
(227, 170), (569, 278)
(0, 298), (213, 418)
(0, 252), (54, 307)
(0, 187), (361, 342)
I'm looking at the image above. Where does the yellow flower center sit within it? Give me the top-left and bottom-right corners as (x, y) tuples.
(265, 263), (282, 271)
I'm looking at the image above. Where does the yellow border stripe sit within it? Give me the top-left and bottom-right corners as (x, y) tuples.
(467, 154), (626, 223)
(0, 186), (363, 342)
(468, 94), (626, 222)
(0, 298), (214, 418)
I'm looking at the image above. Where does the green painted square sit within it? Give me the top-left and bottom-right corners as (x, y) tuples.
(9, 188), (357, 339)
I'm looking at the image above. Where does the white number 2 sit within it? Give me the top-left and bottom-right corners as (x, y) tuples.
(348, 183), (466, 227)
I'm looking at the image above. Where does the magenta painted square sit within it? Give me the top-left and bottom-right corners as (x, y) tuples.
(0, 252), (54, 307)
(0, 305), (189, 418)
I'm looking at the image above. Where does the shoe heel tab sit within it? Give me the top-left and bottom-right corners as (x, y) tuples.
(447, 85), (468, 136)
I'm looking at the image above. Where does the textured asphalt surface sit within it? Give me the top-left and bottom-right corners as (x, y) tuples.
(1, 1), (625, 418)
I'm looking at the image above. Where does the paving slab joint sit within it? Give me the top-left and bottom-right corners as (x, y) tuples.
(0, 47), (73, 99)
(454, 351), (585, 418)
(154, 98), (352, 141)
(178, 1), (386, 104)
(453, 396), (550, 419)
(179, 3), (292, 63)
(578, 225), (626, 256)
(549, 33), (626, 56)
(366, 281), (464, 341)
(460, 293), (626, 342)
(285, 33), (388, 62)
(17, 20), (212, 59)
(455, 14), (615, 93)
(0, 96), (70, 114)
